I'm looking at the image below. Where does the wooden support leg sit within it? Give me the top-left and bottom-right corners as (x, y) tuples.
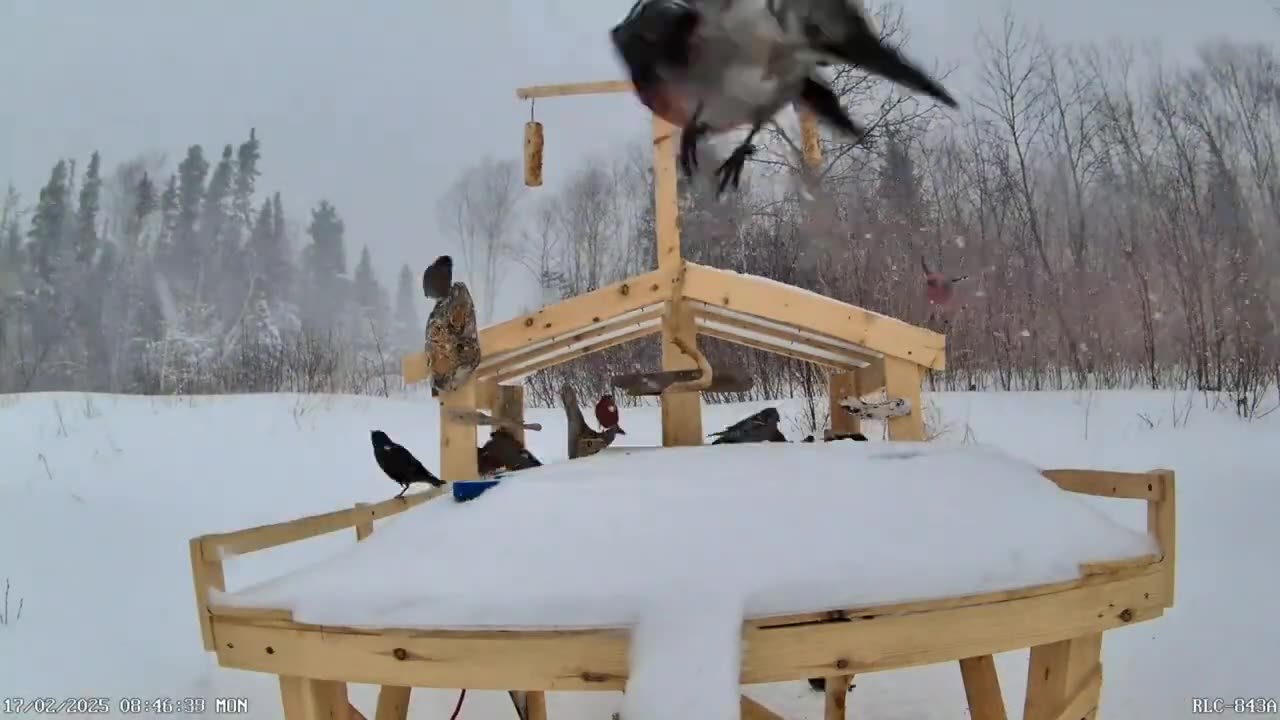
(959, 655), (1008, 720)
(883, 357), (924, 441)
(828, 371), (860, 437)
(659, 303), (703, 447)
(1023, 634), (1104, 720)
(373, 686), (411, 720)
(279, 676), (351, 720)
(494, 385), (527, 446)
(438, 380), (479, 481)
(510, 691), (548, 720)
(824, 675), (852, 719)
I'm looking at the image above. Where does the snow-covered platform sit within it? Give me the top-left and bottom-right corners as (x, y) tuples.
(191, 443), (1176, 720)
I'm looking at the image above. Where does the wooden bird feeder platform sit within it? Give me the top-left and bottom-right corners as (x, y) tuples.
(189, 468), (1175, 720)
(187, 78), (1176, 720)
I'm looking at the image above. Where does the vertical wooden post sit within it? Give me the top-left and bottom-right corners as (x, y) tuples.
(353, 503), (373, 541)
(438, 380), (479, 480)
(653, 114), (702, 447)
(494, 385), (527, 445)
(959, 655), (1008, 720)
(823, 675), (852, 720)
(828, 372), (860, 437)
(1022, 634), (1103, 720)
(189, 538), (226, 651)
(797, 106), (822, 170)
(373, 686), (411, 720)
(279, 676), (350, 720)
(883, 357), (925, 441)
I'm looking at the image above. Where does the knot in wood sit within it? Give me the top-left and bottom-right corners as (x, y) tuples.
(620, 284), (630, 296)
(393, 647), (409, 661)
(524, 317), (535, 327)
(265, 646), (275, 654)
(835, 658), (849, 670)
(1119, 608), (1133, 622)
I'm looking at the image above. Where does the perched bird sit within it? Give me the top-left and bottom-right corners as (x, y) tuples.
(594, 394), (626, 434)
(562, 384), (626, 459)
(708, 407), (785, 444)
(370, 430), (444, 497)
(477, 428), (542, 476)
(610, 0), (957, 195)
(921, 255), (968, 326)
(423, 255), (481, 394)
(802, 434), (816, 442)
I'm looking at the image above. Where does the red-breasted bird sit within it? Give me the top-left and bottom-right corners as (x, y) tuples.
(562, 385), (626, 459)
(594, 394), (626, 434)
(609, 0), (957, 196)
(921, 255), (968, 325)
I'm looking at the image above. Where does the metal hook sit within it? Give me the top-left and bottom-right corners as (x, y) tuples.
(529, 98), (536, 122)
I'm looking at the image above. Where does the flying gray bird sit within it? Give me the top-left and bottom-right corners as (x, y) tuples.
(610, 0), (957, 194)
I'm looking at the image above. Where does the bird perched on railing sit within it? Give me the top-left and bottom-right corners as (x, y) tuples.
(594, 394), (626, 435)
(370, 430), (444, 497)
(477, 428), (542, 476)
(423, 255), (480, 394)
(921, 255), (969, 326)
(562, 384), (626, 459)
(610, 0), (957, 195)
(709, 406), (787, 444)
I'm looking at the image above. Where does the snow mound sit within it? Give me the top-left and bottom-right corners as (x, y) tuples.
(216, 441), (1156, 720)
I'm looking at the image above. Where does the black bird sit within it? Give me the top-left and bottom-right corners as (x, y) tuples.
(422, 255), (453, 299)
(610, 0), (957, 195)
(709, 407), (784, 444)
(370, 430), (444, 497)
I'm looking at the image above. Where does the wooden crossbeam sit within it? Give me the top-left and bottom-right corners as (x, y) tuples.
(516, 80), (632, 100)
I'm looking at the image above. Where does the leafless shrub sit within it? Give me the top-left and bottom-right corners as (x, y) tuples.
(1, 578), (23, 627)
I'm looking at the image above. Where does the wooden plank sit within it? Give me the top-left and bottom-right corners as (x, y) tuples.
(613, 369), (753, 396)
(857, 359), (885, 394)
(1147, 470), (1176, 602)
(516, 80), (633, 99)
(478, 308), (664, 380)
(692, 310), (876, 367)
(494, 385), (527, 446)
(199, 490), (441, 557)
(210, 569), (1168, 690)
(698, 325), (865, 373)
(480, 267), (677, 359)
(1078, 554), (1160, 577)
(829, 372), (859, 437)
(279, 676), (349, 720)
(1050, 665), (1102, 720)
(492, 324), (662, 385)
(189, 537), (226, 651)
(402, 351), (431, 385)
(1041, 469), (1164, 500)
(958, 655), (1008, 720)
(824, 674), (851, 719)
(354, 503), (373, 542)
(682, 262), (945, 370)
(439, 381), (479, 481)
(654, 113), (702, 447)
(1023, 635), (1102, 720)
(374, 686), (411, 720)
(883, 357), (924, 441)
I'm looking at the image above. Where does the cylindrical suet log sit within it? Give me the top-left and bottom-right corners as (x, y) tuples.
(524, 121), (544, 187)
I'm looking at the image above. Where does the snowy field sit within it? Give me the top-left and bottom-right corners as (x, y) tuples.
(1, 389), (1277, 718)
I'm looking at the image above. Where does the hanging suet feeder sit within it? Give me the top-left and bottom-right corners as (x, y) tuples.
(524, 100), (544, 187)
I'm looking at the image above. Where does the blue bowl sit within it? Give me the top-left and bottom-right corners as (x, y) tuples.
(452, 479), (501, 503)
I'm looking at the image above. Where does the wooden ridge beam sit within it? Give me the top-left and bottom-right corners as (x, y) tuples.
(516, 80), (633, 100)
(682, 262), (946, 370)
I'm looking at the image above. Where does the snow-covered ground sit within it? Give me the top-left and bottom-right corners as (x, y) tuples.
(1, 389), (1276, 718)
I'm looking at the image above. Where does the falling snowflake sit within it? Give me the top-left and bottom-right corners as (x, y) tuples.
(1020, 329), (1031, 338)
(954, 235), (966, 248)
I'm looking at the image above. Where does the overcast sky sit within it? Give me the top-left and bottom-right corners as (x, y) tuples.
(2, 0), (1277, 312)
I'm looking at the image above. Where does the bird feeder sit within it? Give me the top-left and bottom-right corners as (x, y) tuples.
(524, 100), (544, 187)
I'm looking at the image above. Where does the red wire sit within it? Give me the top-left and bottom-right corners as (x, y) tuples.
(448, 689), (467, 720)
